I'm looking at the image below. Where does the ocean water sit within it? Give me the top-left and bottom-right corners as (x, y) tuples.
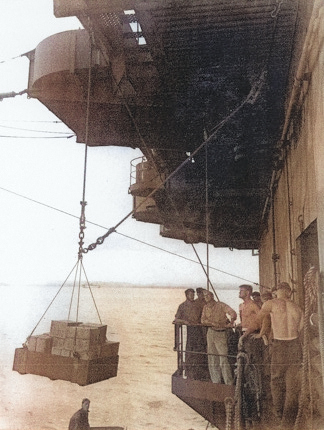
(0, 284), (240, 430)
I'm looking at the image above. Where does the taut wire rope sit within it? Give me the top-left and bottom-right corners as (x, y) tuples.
(26, 261), (78, 341)
(0, 184), (261, 287)
(76, 259), (82, 323)
(82, 71), (265, 254)
(68, 25), (102, 323)
(81, 259), (102, 324)
(68, 259), (80, 321)
(205, 128), (210, 292)
(77, 24), (93, 262)
(191, 244), (219, 300)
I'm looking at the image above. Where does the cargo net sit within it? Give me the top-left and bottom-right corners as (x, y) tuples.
(12, 260), (119, 385)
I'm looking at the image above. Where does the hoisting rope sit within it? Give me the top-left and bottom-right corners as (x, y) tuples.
(67, 259), (102, 325)
(71, 24), (104, 325)
(234, 351), (248, 430)
(68, 258), (80, 322)
(204, 128), (210, 292)
(25, 261), (78, 342)
(224, 396), (235, 430)
(234, 346), (263, 430)
(190, 244), (219, 300)
(78, 23), (94, 262)
(294, 266), (318, 429)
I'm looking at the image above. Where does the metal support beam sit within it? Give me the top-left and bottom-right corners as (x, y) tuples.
(53, 0), (136, 17)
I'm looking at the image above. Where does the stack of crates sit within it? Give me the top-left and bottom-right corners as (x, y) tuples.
(13, 320), (119, 385)
(49, 320), (118, 360)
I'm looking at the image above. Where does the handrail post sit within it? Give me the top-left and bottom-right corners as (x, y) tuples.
(174, 323), (185, 376)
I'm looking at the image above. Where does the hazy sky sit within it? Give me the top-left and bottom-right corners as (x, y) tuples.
(0, 0), (259, 287)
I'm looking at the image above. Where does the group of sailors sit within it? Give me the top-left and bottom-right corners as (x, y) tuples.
(173, 282), (304, 430)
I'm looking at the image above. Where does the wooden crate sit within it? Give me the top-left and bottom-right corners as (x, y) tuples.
(50, 320), (81, 338)
(76, 323), (107, 344)
(27, 334), (53, 354)
(12, 347), (28, 374)
(100, 341), (119, 357)
(35, 334), (53, 353)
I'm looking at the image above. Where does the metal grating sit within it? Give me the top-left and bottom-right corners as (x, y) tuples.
(52, 0), (305, 248)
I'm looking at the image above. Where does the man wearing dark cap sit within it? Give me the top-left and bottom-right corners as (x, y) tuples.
(256, 282), (303, 429)
(174, 288), (205, 379)
(251, 291), (262, 309)
(68, 398), (90, 430)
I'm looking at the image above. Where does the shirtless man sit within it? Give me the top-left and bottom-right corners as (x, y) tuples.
(238, 284), (264, 423)
(238, 284), (261, 339)
(256, 282), (303, 429)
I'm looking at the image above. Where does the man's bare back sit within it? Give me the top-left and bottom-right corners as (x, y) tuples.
(263, 298), (303, 340)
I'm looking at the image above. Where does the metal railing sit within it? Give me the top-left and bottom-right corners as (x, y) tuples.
(173, 323), (239, 380)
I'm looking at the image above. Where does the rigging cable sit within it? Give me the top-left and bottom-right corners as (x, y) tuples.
(190, 244), (219, 300)
(285, 146), (297, 293)
(264, 0), (289, 290)
(68, 25), (103, 325)
(81, 259), (102, 324)
(0, 124), (73, 134)
(81, 73), (264, 254)
(204, 128), (210, 292)
(0, 134), (74, 139)
(68, 259), (80, 322)
(0, 184), (260, 287)
(94, 30), (218, 294)
(271, 187), (279, 289)
(0, 89), (27, 101)
(0, 119), (63, 123)
(25, 261), (78, 341)
(2, 22), (263, 292)
(0, 52), (25, 64)
(294, 266), (317, 429)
